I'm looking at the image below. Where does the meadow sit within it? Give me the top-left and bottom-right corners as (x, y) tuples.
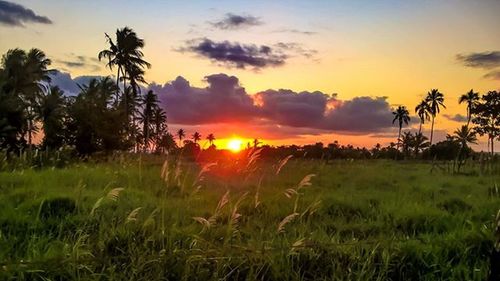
(1, 153), (499, 280)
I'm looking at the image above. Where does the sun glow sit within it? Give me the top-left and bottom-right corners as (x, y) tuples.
(227, 138), (243, 153)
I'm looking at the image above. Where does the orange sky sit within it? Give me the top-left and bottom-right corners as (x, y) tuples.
(1, 0), (499, 150)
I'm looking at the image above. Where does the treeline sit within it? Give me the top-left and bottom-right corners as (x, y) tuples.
(0, 27), (175, 156)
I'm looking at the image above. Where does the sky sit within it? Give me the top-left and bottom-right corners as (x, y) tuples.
(1, 0), (499, 149)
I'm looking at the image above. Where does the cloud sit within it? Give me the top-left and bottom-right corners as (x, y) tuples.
(179, 39), (318, 69)
(484, 70), (500, 80)
(210, 13), (262, 30)
(55, 54), (102, 72)
(456, 51), (500, 69)
(0, 0), (52, 27)
(179, 38), (287, 69)
(151, 74), (393, 135)
(49, 70), (105, 96)
(272, 28), (317, 35)
(150, 74), (257, 124)
(274, 42), (318, 60)
(444, 114), (468, 123)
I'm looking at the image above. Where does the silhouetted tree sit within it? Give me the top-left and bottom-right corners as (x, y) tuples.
(38, 86), (66, 149)
(192, 132), (201, 144)
(415, 100), (430, 134)
(459, 89), (480, 127)
(392, 106), (410, 150)
(206, 133), (215, 146)
(425, 89), (446, 145)
(472, 91), (500, 155)
(177, 129), (185, 147)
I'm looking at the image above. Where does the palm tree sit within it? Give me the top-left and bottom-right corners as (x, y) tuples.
(192, 132), (201, 144)
(98, 27), (151, 130)
(392, 106), (410, 150)
(459, 89), (479, 127)
(453, 125), (477, 171)
(139, 90), (158, 151)
(425, 89), (446, 145)
(1, 48), (52, 148)
(415, 100), (430, 134)
(206, 133), (215, 146)
(152, 107), (167, 150)
(253, 138), (261, 148)
(38, 86), (66, 149)
(177, 128), (185, 147)
(413, 132), (429, 157)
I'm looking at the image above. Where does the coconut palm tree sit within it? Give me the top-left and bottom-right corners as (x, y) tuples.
(98, 27), (151, 129)
(1, 48), (52, 148)
(413, 132), (429, 157)
(206, 133), (215, 146)
(459, 89), (480, 127)
(192, 132), (201, 144)
(453, 125), (477, 171)
(38, 86), (66, 149)
(139, 90), (158, 151)
(425, 89), (446, 145)
(152, 107), (167, 150)
(415, 100), (430, 134)
(177, 128), (185, 147)
(392, 106), (410, 150)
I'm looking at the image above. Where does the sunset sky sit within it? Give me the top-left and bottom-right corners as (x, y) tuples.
(1, 0), (499, 149)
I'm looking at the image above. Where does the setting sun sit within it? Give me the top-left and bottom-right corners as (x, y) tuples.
(227, 138), (243, 153)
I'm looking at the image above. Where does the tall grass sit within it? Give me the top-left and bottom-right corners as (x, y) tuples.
(0, 155), (499, 280)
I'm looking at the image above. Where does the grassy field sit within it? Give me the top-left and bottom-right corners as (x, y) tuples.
(0, 154), (499, 280)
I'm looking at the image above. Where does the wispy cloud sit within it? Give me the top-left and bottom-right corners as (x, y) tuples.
(272, 28), (317, 36)
(55, 54), (102, 72)
(0, 0), (52, 27)
(209, 13), (262, 30)
(456, 51), (500, 69)
(483, 70), (500, 80)
(444, 114), (467, 123)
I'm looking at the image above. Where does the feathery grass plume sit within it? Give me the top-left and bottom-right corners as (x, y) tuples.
(142, 208), (159, 230)
(160, 158), (169, 182)
(208, 190), (230, 225)
(174, 160), (182, 186)
(246, 148), (263, 170)
(106, 187), (125, 201)
(284, 188), (298, 198)
(254, 176), (263, 208)
(301, 199), (322, 219)
(276, 155), (293, 175)
(298, 174), (316, 190)
(125, 207), (142, 223)
(193, 216), (211, 229)
(278, 212), (299, 233)
(90, 197), (104, 216)
(290, 237), (307, 253)
(193, 162), (217, 187)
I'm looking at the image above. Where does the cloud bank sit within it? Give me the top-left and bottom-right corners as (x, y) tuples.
(150, 74), (393, 135)
(0, 0), (52, 27)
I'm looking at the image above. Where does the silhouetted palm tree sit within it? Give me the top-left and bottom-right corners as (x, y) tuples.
(413, 132), (429, 157)
(392, 106), (410, 150)
(139, 90), (158, 151)
(98, 27), (150, 130)
(177, 128), (185, 147)
(38, 86), (66, 149)
(192, 132), (201, 144)
(253, 138), (261, 148)
(459, 89), (479, 127)
(425, 89), (445, 145)
(206, 133), (215, 146)
(415, 100), (430, 134)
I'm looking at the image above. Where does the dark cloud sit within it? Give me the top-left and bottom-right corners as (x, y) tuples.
(151, 74), (393, 134)
(484, 70), (500, 80)
(151, 74), (257, 124)
(456, 51), (500, 69)
(444, 114), (468, 123)
(0, 0), (52, 27)
(180, 38), (287, 69)
(210, 13), (262, 30)
(49, 70), (105, 96)
(55, 54), (102, 72)
(272, 28), (317, 35)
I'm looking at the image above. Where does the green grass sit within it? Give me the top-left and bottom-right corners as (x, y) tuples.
(0, 156), (499, 280)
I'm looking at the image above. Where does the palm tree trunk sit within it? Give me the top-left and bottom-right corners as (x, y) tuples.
(430, 115), (435, 145)
(397, 126), (402, 151)
(418, 121), (422, 135)
(466, 107), (471, 128)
